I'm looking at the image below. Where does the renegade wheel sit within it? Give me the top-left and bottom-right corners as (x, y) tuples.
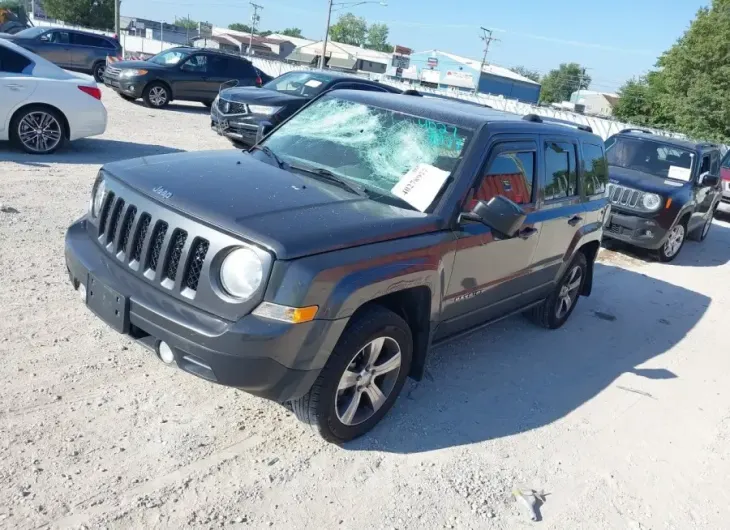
(527, 252), (587, 329)
(143, 83), (170, 108)
(92, 61), (106, 82)
(10, 106), (66, 154)
(658, 223), (686, 262)
(291, 306), (412, 444)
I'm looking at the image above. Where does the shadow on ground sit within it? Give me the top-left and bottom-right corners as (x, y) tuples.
(348, 261), (711, 453)
(602, 217), (730, 267)
(0, 139), (185, 166)
(129, 101), (210, 115)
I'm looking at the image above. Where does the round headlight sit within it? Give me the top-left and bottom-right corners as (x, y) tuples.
(219, 248), (263, 300)
(642, 193), (662, 211)
(91, 178), (106, 218)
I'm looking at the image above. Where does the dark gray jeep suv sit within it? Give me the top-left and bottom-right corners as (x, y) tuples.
(64, 91), (609, 443)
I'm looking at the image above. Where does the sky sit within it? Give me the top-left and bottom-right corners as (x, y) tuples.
(119, 0), (708, 92)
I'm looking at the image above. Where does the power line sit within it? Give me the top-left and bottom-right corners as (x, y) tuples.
(248, 2), (263, 56)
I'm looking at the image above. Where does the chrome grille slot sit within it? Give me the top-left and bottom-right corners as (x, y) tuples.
(163, 229), (187, 281)
(97, 191), (115, 236)
(147, 221), (168, 272)
(106, 198), (125, 245)
(131, 214), (151, 263)
(118, 206), (137, 255)
(183, 239), (209, 291)
(607, 183), (644, 209)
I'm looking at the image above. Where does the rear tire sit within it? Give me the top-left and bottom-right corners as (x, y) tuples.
(92, 61), (106, 82)
(10, 105), (66, 155)
(290, 306), (412, 444)
(143, 82), (170, 108)
(527, 252), (587, 329)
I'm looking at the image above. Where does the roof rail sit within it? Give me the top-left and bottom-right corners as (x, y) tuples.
(618, 127), (652, 134)
(522, 114), (593, 133)
(697, 141), (719, 148)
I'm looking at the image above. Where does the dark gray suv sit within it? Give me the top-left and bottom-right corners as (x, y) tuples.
(64, 91), (608, 443)
(2, 26), (121, 81)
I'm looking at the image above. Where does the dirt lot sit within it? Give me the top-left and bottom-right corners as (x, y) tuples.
(2, 87), (730, 530)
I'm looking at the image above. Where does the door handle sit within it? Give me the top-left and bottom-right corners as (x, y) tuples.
(518, 227), (538, 239)
(567, 215), (583, 226)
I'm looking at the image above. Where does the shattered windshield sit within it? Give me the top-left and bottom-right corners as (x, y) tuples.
(606, 136), (695, 182)
(262, 97), (472, 210)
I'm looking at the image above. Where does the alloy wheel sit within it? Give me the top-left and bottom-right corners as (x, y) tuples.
(664, 225), (685, 258)
(17, 111), (62, 154)
(335, 336), (402, 426)
(556, 265), (582, 319)
(149, 86), (168, 107)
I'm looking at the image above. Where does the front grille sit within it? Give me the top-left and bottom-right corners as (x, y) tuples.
(606, 183), (643, 208)
(96, 199), (209, 296)
(218, 98), (248, 115)
(607, 223), (622, 235)
(105, 65), (121, 78)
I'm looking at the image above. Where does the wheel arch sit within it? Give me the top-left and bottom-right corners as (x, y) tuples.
(577, 239), (601, 297)
(10, 102), (70, 140)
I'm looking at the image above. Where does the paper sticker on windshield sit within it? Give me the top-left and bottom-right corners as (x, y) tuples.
(304, 79), (323, 88)
(668, 165), (692, 182)
(391, 164), (450, 212)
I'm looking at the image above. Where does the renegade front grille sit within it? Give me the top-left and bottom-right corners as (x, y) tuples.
(96, 199), (210, 296)
(606, 183), (643, 208)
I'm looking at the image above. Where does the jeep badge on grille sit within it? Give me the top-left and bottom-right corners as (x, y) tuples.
(153, 186), (172, 200)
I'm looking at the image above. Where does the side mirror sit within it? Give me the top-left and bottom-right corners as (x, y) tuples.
(699, 171), (719, 187)
(459, 196), (527, 238)
(256, 121), (274, 144)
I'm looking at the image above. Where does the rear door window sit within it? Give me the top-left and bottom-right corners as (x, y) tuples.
(0, 46), (33, 73)
(181, 54), (207, 73)
(41, 31), (70, 44)
(544, 141), (578, 200)
(70, 33), (107, 47)
(581, 143), (608, 196)
(208, 55), (230, 77)
(228, 58), (256, 78)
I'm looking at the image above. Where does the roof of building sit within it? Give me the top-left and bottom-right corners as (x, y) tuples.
(267, 33), (316, 48)
(289, 40), (392, 64)
(412, 50), (541, 86)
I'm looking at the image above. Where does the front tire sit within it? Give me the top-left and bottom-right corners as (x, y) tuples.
(10, 105), (66, 154)
(527, 252), (587, 329)
(657, 222), (686, 262)
(143, 82), (170, 108)
(291, 306), (412, 444)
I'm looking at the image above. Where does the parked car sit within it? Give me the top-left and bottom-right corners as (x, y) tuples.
(1, 26), (121, 82)
(211, 70), (401, 148)
(1, 37), (107, 154)
(717, 149), (730, 215)
(64, 91), (607, 443)
(603, 128), (722, 261)
(103, 47), (263, 109)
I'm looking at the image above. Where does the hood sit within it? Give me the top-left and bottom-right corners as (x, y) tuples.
(113, 59), (166, 70)
(103, 151), (438, 260)
(220, 87), (305, 106)
(608, 165), (690, 195)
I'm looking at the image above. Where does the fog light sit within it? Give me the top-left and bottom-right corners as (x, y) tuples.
(78, 282), (86, 302)
(158, 341), (175, 364)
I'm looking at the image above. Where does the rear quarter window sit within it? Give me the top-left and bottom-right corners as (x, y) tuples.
(582, 143), (608, 196)
(0, 46), (33, 74)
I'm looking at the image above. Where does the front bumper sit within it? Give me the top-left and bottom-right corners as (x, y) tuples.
(603, 210), (669, 249)
(64, 218), (345, 402)
(211, 117), (259, 146)
(103, 75), (145, 98)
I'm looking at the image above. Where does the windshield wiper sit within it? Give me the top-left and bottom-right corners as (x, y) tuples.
(289, 164), (368, 197)
(250, 145), (286, 169)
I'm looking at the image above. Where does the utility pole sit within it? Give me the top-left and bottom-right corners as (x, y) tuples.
(477, 27), (499, 94)
(248, 2), (263, 56)
(319, 0), (333, 69)
(114, 0), (120, 37)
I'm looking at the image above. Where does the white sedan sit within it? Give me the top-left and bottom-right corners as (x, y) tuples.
(0, 37), (107, 154)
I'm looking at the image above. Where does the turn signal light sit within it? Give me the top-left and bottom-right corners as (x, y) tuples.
(665, 198), (672, 209)
(78, 85), (102, 100)
(252, 302), (318, 323)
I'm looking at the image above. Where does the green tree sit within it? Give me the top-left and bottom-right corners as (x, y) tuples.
(511, 65), (541, 83)
(42, 0), (114, 29)
(649, 0), (730, 141)
(329, 12), (367, 46)
(366, 22), (391, 52)
(228, 22), (253, 33)
(279, 27), (303, 38)
(538, 63), (591, 104)
(613, 76), (656, 125)
(174, 16), (198, 30)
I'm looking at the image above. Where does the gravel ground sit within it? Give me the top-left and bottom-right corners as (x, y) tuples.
(2, 87), (730, 530)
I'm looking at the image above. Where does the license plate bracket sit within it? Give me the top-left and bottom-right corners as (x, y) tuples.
(86, 274), (129, 333)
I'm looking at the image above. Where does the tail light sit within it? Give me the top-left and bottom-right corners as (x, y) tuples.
(256, 75), (263, 87)
(78, 85), (102, 100)
(720, 167), (730, 181)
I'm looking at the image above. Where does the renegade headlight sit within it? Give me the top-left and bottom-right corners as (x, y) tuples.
(642, 193), (662, 211)
(219, 248), (263, 300)
(91, 176), (106, 218)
